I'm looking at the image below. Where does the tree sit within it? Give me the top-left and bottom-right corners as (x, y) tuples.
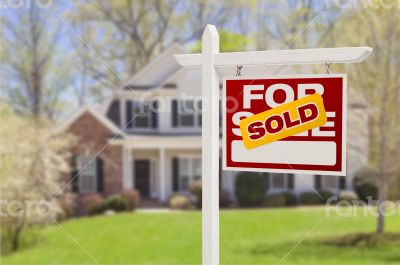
(191, 29), (251, 52)
(332, 7), (400, 234)
(1, 3), (71, 119)
(0, 104), (73, 253)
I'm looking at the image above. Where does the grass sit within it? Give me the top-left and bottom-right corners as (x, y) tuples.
(1, 207), (400, 265)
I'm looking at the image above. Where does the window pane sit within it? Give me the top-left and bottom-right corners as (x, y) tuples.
(271, 173), (285, 189)
(79, 156), (97, 193)
(81, 157), (96, 175)
(181, 100), (194, 113)
(193, 158), (201, 179)
(180, 114), (194, 126)
(323, 176), (337, 189)
(135, 116), (149, 127)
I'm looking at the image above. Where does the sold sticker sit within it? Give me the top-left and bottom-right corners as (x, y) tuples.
(239, 93), (327, 149)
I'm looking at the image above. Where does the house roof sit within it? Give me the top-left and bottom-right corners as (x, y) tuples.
(58, 105), (126, 137)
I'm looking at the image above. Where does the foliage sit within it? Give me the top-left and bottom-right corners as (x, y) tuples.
(120, 189), (140, 211)
(56, 193), (77, 221)
(191, 30), (251, 52)
(104, 195), (129, 212)
(318, 191), (335, 204)
(188, 179), (202, 209)
(355, 183), (378, 202)
(338, 191), (359, 204)
(281, 192), (297, 206)
(168, 194), (192, 210)
(82, 194), (104, 216)
(299, 192), (324, 205)
(235, 172), (267, 207)
(264, 194), (287, 208)
(0, 104), (73, 253)
(219, 189), (231, 208)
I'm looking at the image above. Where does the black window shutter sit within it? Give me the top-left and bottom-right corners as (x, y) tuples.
(172, 100), (178, 127)
(314, 175), (322, 190)
(219, 158), (222, 190)
(287, 174), (295, 190)
(339, 176), (346, 190)
(96, 157), (104, 193)
(71, 155), (79, 193)
(263, 173), (270, 190)
(151, 100), (158, 129)
(172, 157), (179, 192)
(126, 100), (133, 128)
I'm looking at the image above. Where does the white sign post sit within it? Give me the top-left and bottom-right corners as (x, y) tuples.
(175, 24), (372, 265)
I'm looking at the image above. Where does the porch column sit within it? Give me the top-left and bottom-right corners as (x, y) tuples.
(159, 148), (166, 201)
(123, 146), (133, 189)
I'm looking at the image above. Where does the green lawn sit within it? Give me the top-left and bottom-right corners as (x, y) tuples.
(2, 207), (400, 265)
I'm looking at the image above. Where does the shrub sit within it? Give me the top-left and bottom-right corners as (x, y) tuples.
(338, 190), (359, 203)
(264, 193), (286, 207)
(353, 168), (378, 201)
(168, 194), (192, 210)
(355, 183), (378, 202)
(282, 192), (297, 206)
(120, 189), (140, 211)
(318, 190), (335, 203)
(188, 179), (202, 209)
(235, 172), (267, 207)
(104, 195), (128, 212)
(57, 193), (77, 220)
(299, 192), (323, 205)
(219, 189), (231, 208)
(82, 194), (104, 216)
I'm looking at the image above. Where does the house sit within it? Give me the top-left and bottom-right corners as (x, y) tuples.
(60, 43), (367, 205)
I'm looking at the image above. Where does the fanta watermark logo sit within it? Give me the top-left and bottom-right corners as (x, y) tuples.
(326, 0), (400, 10)
(0, 0), (53, 9)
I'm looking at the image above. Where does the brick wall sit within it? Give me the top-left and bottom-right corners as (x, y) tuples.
(65, 111), (123, 196)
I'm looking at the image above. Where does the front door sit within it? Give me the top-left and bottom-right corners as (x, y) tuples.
(134, 160), (151, 197)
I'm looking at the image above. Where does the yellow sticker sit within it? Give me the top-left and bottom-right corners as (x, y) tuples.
(239, 94), (327, 149)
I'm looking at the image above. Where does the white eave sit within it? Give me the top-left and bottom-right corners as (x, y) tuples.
(58, 105), (126, 137)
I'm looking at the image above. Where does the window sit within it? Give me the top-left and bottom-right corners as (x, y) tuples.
(177, 100), (202, 127)
(132, 101), (151, 128)
(271, 173), (286, 189)
(322, 175), (338, 190)
(79, 156), (97, 193)
(178, 157), (201, 190)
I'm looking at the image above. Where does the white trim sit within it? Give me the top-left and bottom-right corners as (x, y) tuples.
(175, 47), (373, 66)
(127, 43), (185, 85)
(222, 74), (347, 176)
(58, 106), (126, 137)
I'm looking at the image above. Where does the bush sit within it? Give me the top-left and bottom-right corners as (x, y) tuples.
(57, 193), (77, 220)
(264, 193), (286, 207)
(82, 194), (104, 216)
(168, 194), (192, 210)
(120, 189), (140, 211)
(355, 183), (378, 202)
(338, 190), (359, 203)
(319, 190), (335, 203)
(282, 192), (297, 206)
(219, 189), (231, 208)
(299, 192), (323, 205)
(188, 180), (202, 209)
(353, 168), (378, 201)
(235, 172), (267, 207)
(104, 195), (128, 212)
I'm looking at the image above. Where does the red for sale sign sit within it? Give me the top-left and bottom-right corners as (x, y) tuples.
(222, 74), (347, 175)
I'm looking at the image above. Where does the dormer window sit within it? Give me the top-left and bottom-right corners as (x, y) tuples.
(162, 83), (177, 89)
(132, 101), (150, 128)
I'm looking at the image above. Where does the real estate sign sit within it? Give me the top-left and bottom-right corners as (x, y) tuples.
(223, 74), (347, 175)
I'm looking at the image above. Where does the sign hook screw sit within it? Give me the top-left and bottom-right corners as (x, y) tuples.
(236, 65), (243, 76)
(325, 62), (332, 74)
